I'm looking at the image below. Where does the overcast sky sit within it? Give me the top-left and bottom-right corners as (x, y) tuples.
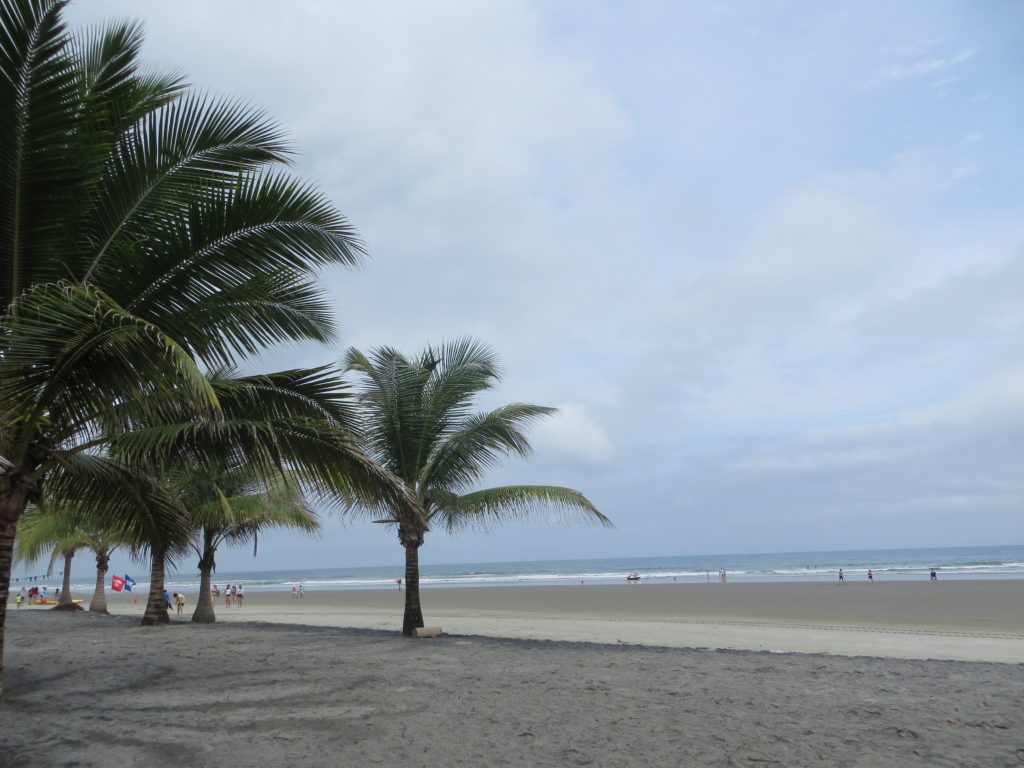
(62, 1), (1023, 575)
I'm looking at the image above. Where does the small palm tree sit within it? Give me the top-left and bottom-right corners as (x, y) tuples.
(111, 364), (401, 626)
(182, 464), (320, 624)
(14, 499), (159, 614)
(14, 508), (85, 611)
(344, 338), (611, 635)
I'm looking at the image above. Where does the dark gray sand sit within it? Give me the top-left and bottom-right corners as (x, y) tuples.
(2, 611), (1022, 768)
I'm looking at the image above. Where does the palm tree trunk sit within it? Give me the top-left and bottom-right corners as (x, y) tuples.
(192, 555), (216, 624)
(0, 507), (19, 701)
(89, 551), (109, 613)
(400, 527), (425, 636)
(0, 475), (35, 699)
(141, 547), (170, 625)
(53, 551), (82, 611)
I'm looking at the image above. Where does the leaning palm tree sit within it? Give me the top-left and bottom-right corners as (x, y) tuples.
(14, 505), (132, 613)
(14, 507), (85, 611)
(181, 465), (320, 624)
(111, 364), (403, 626)
(344, 338), (611, 636)
(0, 0), (364, 694)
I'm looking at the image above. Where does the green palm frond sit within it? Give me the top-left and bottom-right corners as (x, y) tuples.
(14, 506), (84, 565)
(108, 171), (363, 365)
(434, 485), (611, 533)
(421, 403), (556, 493)
(414, 338), (500, 478)
(345, 345), (427, 482)
(2, 281), (218, 461)
(106, 364), (411, 519)
(73, 19), (185, 145)
(80, 92), (292, 283)
(0, 0), (80, 305)
(345, 337), (606, 536)
(42, 451), (191, 548)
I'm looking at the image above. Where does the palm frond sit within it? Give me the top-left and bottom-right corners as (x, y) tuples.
(1, 281), (219, 465)
(41, 451), (191, 548)
(13, 505), (84, 565)
(81, 91), (293, 283)
(0, 0), (81, 306)
(422, 404), (556, 493)
(435, 485), (612, 533)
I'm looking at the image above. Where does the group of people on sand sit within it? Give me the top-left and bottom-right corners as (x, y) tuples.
(838, 568), (939, 584)
(18, 586), (49, 604)
(211, 584), (244, 607)
(290, 583), (305, 598)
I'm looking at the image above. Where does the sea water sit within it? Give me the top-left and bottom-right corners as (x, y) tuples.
(125, 543), (1024, 593)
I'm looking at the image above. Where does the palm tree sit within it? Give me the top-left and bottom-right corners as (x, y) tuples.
(344, 338), (611, 636)
(15, 507), (81, 610)
(14, 505), (133, 614)
(0, 0), (364, 693)
(182, 465), (319, 624)
(113, 364), (404, 626)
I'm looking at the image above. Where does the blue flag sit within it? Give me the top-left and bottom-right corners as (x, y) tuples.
(124, 575), (136, 592)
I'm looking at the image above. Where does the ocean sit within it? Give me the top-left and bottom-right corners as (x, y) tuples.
(129, 543), (1024, 594)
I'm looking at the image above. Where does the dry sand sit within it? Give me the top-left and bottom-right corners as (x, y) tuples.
(125, 581), (1024, 662)
(2, 582), (1023, 767)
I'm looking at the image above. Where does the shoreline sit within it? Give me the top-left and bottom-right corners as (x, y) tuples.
(94, 580), (1024, 663)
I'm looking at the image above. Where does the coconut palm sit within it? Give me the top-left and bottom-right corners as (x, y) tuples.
(344, 339), (611, 636)
(113, 364), (404, 626)
(1, 0), (365, 693)
(181, 465), (319, 624)
(15, 507), (86, 611)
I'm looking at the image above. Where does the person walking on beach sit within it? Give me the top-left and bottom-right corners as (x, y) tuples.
(838, 568), (845, 585)
(930, 569), (937, 581)
(236, 584), (244, 607)
(867, 569), (874, 584)
(298, 583), (304, 598)
(292, 584), (298, 599)
(174, 592), (185, 616)
(224, 585), (233, 608)
(14, 593), (22, 609)
(397, 578), (402, 590)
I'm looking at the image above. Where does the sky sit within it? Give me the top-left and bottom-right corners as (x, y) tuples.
(51, 1), (1024, 576)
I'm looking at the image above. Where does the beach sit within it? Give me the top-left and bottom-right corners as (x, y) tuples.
(131, 581), (1024, 662)
(3, 581), (1023, 767)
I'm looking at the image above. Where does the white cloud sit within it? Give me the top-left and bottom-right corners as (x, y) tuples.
(62, 1), (1024, 565)
(887, 47), (975, 79)
(532, 403), (614, 465)
(950, 163), (981, 179)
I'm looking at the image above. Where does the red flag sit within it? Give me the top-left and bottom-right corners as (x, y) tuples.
(111, 574), (125, 592)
